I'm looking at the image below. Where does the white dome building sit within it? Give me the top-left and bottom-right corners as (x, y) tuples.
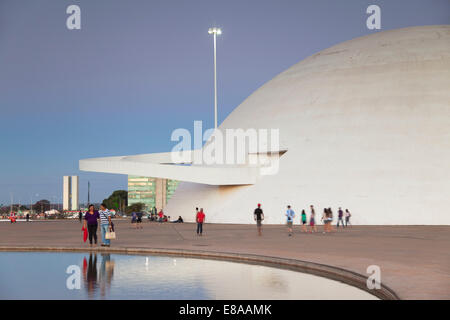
(165, 25), (450, 225)
(81, 25), (450, 225)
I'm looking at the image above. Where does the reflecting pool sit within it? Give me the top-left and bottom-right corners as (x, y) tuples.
(0, 252), (377, 300)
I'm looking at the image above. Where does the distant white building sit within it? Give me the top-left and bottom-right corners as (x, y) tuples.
(45, 209), (60, 215)
(63, 176), (79, 211)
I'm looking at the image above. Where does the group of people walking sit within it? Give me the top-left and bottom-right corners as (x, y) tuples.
(254, 204), (352, 236)
(131, 211), (143, 229)
(320, 207), (351, 233)
(80, 203), (352, 245)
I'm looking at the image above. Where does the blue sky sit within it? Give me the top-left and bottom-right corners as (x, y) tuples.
(0, 0), (449, 205)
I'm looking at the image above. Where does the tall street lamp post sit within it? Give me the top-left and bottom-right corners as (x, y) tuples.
(208, 27), (222, 129)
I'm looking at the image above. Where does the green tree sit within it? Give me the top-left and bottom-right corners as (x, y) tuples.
(125, 202), (145, 215)
(34, 200), (50, 213)
(17, 205), (29, 212)
(102, 190), (128, 211)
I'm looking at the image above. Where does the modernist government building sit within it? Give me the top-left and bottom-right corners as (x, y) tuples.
(128, 176), (179, 211)
(80, 25), (450, 225)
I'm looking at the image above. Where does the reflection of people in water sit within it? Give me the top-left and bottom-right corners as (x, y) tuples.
(99, 253), (114, 298)
(83, 253), (98, 298)
(82, 253), (115, 298)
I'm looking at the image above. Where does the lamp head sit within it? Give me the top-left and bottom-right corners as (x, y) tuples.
(208, 27), (222, 35)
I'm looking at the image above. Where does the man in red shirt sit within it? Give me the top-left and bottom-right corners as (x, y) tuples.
(196, 208), (205, 236)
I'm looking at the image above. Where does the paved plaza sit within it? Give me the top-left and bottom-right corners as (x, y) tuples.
(0, 220), (449, 299)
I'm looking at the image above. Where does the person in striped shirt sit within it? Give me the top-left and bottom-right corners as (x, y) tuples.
(99, 203), (112, 247)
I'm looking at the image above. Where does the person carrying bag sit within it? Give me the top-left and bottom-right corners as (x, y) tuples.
(99, 203), (114, 246)
(106, 221), (116, 240)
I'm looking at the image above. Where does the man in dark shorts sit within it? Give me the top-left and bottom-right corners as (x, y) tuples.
(136, 211), (143, 229)
(254, 203), (264, 236)
(286, 205), (295, 236)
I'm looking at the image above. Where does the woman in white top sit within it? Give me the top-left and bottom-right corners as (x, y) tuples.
(345, 209), (352, 227)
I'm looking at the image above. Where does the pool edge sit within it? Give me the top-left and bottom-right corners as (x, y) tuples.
(0, 246), (399, 300)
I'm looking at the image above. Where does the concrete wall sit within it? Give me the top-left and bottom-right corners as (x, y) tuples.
(155, 178), (167, 210)
(71, 176), (79, 211)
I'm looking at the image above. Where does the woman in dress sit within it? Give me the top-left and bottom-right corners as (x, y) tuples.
(309, 205), (317, 233)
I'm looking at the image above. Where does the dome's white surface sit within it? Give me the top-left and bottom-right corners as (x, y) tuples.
(166, 25), (450, 225)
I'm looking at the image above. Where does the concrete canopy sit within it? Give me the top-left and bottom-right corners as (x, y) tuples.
(79, 151), (261, 185)
(81, 25), (450, 225)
